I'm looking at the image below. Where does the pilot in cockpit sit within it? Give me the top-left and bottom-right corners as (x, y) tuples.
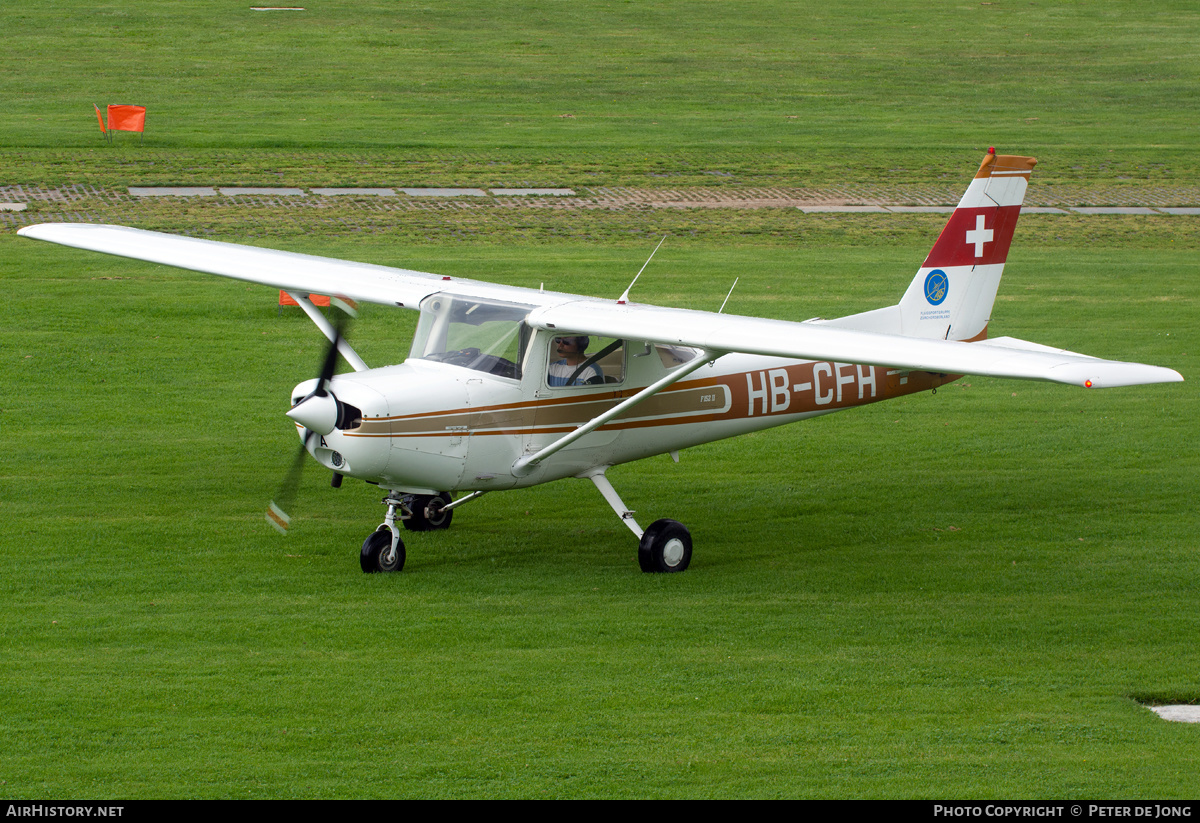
(547, 335), (604, 386)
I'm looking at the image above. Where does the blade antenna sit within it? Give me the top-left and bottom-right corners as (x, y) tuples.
(617, 235), (666, 304)
(718, 277), (739, 314)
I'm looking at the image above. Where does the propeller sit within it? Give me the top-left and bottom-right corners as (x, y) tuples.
(266, 297), (357, 535)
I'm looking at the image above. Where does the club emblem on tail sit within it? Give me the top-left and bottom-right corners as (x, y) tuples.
(924, 269), (949, 305)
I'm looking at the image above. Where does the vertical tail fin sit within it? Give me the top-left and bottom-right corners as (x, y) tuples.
(897, 149), (1036, 341)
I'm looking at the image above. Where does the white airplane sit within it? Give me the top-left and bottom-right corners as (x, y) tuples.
(18, 149), (1183, 574)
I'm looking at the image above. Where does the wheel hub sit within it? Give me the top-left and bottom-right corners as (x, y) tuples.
(662, 537), (686, 567)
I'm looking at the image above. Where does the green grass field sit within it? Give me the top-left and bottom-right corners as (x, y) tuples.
(2, 0), (1198, 799)
(3, 0), (1198, 186)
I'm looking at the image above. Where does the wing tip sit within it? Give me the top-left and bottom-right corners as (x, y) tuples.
(18, 222), (113, 240)
(1080, 366), (1183, 389)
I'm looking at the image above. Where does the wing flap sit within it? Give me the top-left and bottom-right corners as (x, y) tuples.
(527, 301), (1182, 388)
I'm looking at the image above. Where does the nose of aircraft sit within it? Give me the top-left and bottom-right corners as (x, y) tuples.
(285, 361), (495, 490)
(286, 376), (371, 438)
(286, 390), (339, 435)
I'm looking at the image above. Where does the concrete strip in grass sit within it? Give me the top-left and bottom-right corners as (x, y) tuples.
(129, 187), (218, 197)
(798, 205), (889, 213)
(1149, 706), (1200, 724)
(400, 187), (488, 197)
(311, 187), (396, 196)
(491, 188), (576, 196)
(219, 187), (307, 196)
(1070, 207), (1161, 215)
(886, 206), (955, 213)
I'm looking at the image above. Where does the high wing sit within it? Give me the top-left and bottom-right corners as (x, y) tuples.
(15, 222), (548, 311)
(18, 222), (1182, 390)
(524, 300), (1182, 389)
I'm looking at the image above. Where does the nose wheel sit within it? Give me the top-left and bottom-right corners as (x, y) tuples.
(360, 491), (411, 573)
(361, 529), (405, 573)
(360, 490), (468, 572)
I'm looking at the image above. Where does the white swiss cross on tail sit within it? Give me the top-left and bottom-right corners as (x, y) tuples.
(897, 148), (1037, 343)
(965, 214), (994, 257)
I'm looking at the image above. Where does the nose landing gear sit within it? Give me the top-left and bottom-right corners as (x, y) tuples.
(361, 528), (404, 573)
(360, 491), (410, 573)
(360, 490), (464, 572)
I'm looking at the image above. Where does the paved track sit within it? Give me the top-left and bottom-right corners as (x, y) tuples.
(4, 183), (1197, 230)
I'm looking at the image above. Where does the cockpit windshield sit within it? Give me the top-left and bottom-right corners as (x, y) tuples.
(408, 293), (533, 379)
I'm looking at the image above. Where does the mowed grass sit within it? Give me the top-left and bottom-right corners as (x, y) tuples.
(3, 0), (1199, 799)
(2, 230), (1196, 798)
(1, 0), (1198, 186)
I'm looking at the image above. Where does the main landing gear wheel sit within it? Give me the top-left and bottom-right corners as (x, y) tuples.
(638, 519), (692, 573)
(360, 529), (405, 573)
(402, 492), (454, 532)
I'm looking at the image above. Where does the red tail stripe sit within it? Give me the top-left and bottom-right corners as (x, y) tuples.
(922, 205), (1021, 269)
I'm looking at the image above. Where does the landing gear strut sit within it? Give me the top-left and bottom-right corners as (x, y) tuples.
(585, 468), (693, 573)
(360, 491), (409, 573)
(361, 490), (475, 573)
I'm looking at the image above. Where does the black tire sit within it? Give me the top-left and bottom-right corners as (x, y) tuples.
(403, 493), (454, 532)
(360, 529), (405, 573)
(402, 495), (430, 531)
(637, 519), (692, 573)
(424, 492), (454, 530)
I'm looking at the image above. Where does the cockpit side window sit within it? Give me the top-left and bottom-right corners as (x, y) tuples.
(409, 294), (532, 380)
(655, 344), (701, 369)
(547, 335), (625, 388)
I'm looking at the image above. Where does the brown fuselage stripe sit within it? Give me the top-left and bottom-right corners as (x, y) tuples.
(345, 362), (955, 438)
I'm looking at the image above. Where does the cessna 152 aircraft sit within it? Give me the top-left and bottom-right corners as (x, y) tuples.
(18, 150), (1182, 574)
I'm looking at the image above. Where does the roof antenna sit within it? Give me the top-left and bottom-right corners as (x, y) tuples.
(618, 235), (666, 304)
(718, 277), (739, 314)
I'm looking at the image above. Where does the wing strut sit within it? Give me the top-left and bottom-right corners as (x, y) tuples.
(286, 291), (370, 373)
(511, 350), (717, 477)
